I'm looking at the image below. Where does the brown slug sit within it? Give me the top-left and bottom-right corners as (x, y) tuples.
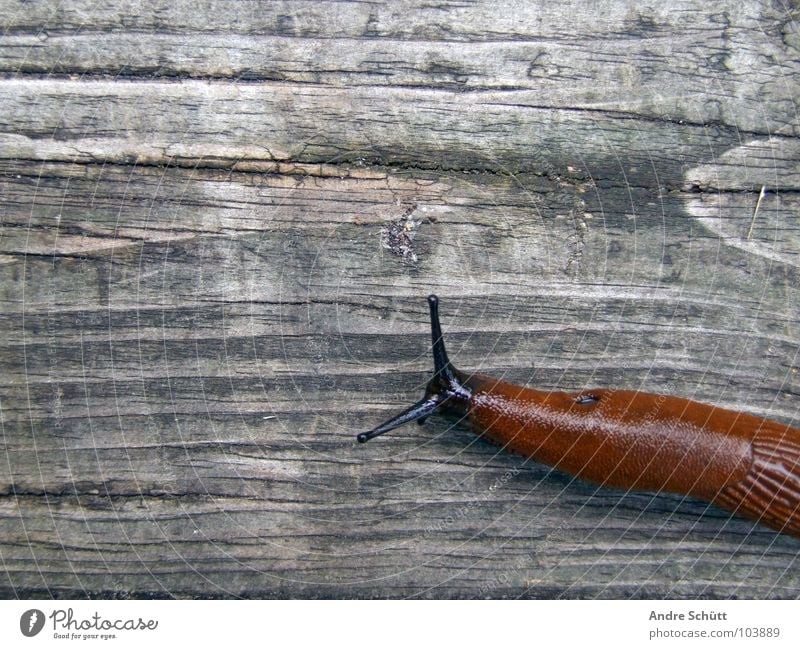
(357, 295), (800, 539)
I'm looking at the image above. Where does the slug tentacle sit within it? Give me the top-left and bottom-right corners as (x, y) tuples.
(356, 396), (443, 443)
(356, 295), (800, 539)
(356, 295), (472, 442)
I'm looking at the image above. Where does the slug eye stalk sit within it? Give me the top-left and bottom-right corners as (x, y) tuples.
(356, 294), (467, 443)
(356, 396), (442, 442)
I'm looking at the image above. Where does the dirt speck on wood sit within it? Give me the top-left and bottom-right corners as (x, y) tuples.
(380, 204), (421, 262)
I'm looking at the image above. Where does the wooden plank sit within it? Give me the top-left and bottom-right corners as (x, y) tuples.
(1, 0), (799, 598)
(0, 77), (767, 182)
(0, 0), (797, 134)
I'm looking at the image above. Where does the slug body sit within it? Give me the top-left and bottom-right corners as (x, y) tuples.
(358, 295), (800, 539)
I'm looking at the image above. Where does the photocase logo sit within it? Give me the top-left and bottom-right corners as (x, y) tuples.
(17, 607), (159, 640)
(20, 609), (45, 637)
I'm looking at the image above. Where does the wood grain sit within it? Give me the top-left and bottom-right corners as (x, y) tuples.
(1, 0), (799, 599)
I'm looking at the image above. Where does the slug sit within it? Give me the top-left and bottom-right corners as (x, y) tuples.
(357, 295), (800, 539)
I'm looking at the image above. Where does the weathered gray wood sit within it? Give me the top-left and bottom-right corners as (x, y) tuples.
(1, 0), (799, 599)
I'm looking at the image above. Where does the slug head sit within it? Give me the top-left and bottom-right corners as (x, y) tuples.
(356, 295), (471, 442)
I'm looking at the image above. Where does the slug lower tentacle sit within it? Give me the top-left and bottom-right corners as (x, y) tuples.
(357, 295), (800, 539)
